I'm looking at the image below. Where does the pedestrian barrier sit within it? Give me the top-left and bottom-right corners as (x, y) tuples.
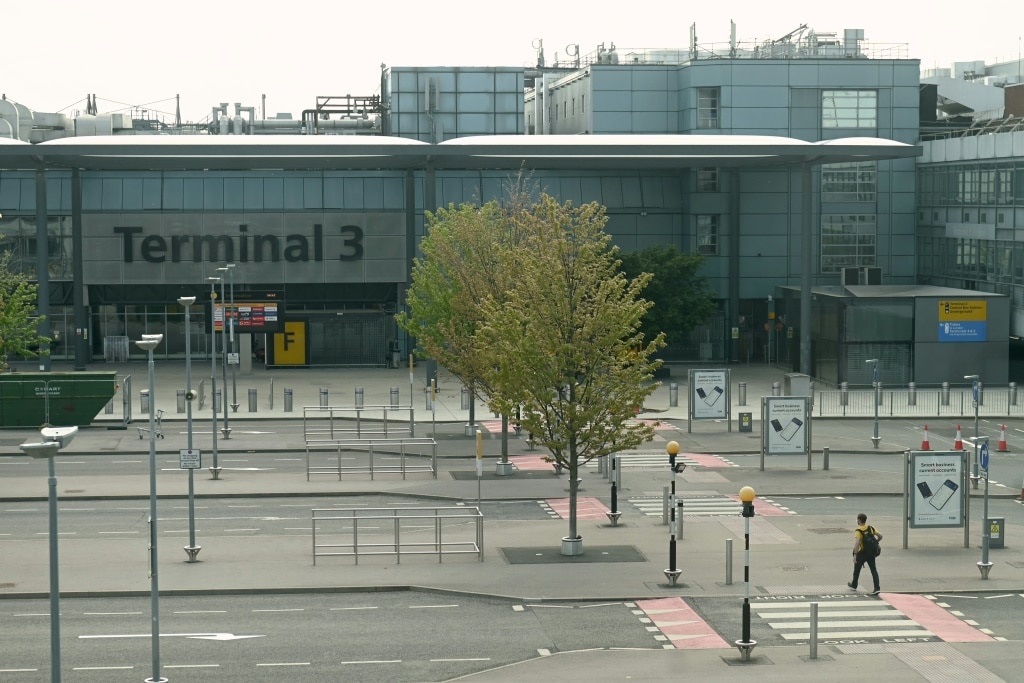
(814, 385), (1023, 418)
(311, 506), (483, 565)
(304, 437), (438, 480)
(303, 405), (414, 440)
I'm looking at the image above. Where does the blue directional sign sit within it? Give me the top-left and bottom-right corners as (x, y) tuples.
(979, 443), (989, 470)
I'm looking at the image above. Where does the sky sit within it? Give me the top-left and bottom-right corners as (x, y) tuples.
(4, 1), (1022, 125)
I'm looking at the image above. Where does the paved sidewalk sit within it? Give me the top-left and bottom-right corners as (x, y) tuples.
(2, 362), (1023, 681)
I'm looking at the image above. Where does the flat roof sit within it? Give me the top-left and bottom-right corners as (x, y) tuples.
(0, 134), (920, 172)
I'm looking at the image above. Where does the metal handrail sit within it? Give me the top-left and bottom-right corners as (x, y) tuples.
(311, 506), (484, 565)
(305, 437), (438, 480)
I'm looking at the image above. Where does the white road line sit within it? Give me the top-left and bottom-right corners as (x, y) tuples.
(99, 531), (139, 535)
(73, 666), (134, 671)
(253, 609), (304, 613)
(84, 612), (142, 616)
(768, 619), (920, 629)
(174, 610), (227, 614)
(330, 606), (379, 611)
(15, 613), (49, 617)
(0, 669), (38, 673)
(165, 664), (220, 669)
(257, 662), (311, 667)
(780, 629), (934, 640)
(430, 658), (491, 662)
(340, 660), (401, 665)
(409, 604), (458, 609)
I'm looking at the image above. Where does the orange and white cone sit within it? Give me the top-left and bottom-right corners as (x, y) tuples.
(953, 425), (964, 450)
(920, 425), (931, 451)
(997, 424), (1009, 452)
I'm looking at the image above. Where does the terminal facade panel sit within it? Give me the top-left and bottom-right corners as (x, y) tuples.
(0, 27), (922, 369)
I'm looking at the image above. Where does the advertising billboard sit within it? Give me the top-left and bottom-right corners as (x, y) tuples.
(909, 451), (966, 528)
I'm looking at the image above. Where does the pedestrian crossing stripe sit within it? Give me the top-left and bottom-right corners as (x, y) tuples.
(627, 494), (794, 517)
(585, 452), (737, 469)
(752, 600), (934, 641)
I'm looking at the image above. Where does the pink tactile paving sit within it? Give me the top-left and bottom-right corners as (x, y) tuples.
(635, 597), (730, 649)
(883, 593), (995, 643)
(542, 496), (609, 520)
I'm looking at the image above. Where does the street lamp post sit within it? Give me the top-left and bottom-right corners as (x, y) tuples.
(664, 440), (686, 586)
(736, 485), (757, 661)
(866, 359), (880, 448)
(975, 435), (993, 579)
(20, 426), (78, 683)
(207, 277), (222, 480)
(216, 267), (232, 438)
(965, 374), (981, 487)
(222, 263), (238, 413)
(135, 333), (168, 683)
(178, 296), (201, 562)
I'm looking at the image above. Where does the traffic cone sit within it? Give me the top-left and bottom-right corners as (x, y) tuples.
(920, 425), (931, 451)
(997, 424), (1009, 452)
(953, 425), (964, 450)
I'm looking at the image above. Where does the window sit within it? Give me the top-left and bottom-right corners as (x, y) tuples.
(696, 167), (719, 192)
(696, 215), (719, 255)
(820, 214), (876, 273)
(821, 90), (877, 128)
(821, 162), (876, 202)
(697, 88), (720, 129)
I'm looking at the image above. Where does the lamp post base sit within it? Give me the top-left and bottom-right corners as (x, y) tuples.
(871, 436), (881, 448)
(184, 545), (202, 562)
(209, 466), (223, 480)
(231, 403), (239, 413)
(220, 427), (232, 439)
(605, 511), (622, 526)
(494, 461), (515, 476)
(561, 536), (584, 556)
(734, 640), (758, 661)
(663, 568), (682, 586)
(977, 561), (994, 579)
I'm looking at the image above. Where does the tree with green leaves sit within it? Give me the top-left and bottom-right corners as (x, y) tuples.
(476, 195), (665, 554)
(396, 199), (522, 407)
(618, 244), (716, 347)
(0, 238), (47, 372)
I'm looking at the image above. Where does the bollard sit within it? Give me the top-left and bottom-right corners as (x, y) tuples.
(908, 381), (916, 406)
(840, 381), (848, 406)
(941, 381), (950, 406)
(214, 389), (221, 413)
(248, 388), (257, 412)
(284, 388), (293, 413)
(809, 602), (819, 659)
(771, 381), (780, 396)
(140, 389), (150, 415)
(738, 382), (747, 406)
(319, 387), (328, 407)
(355, 387), (364, 409)
(1011, 382), (1018, 407)
(390, 387), (399, 408)
(424, 386), (433, 410)
(176, 389), (186, 414)
(725, 538), (733, 585)
(823, 446), (830, 470)
(461, 387), (471, 410)
(669, 382), (678, 407)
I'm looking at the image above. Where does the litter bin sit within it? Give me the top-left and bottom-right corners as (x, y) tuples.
(987, 517), (1005, 549)
(738, 412), (753, 432)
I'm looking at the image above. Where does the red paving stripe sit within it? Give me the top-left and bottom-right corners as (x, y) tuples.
(544, 497), (609, 519)
(883, 593), (994, 642)
(723, 494), (791, 516)
(636, 597), (730, 649)
(683, 452), (731, 468)
(509, 455), (553, 470)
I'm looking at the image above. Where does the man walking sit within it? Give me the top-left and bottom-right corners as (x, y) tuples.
(848, 513), (882, 595)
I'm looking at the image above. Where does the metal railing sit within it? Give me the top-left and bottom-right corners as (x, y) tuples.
(311, 506), (484, 565)
(815, 385), (1019, 418)
(303, 405), (414, 440)
(304, 438), (438, 480)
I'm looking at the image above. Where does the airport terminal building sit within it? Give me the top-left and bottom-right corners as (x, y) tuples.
(0, 25), (964, 383)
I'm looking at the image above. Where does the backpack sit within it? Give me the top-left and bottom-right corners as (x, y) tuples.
(861, 526), (881, 557)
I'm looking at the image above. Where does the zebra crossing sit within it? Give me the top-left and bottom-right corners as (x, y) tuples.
(586, 451), (736, 469)
(752, 598), (935, 643)
(627, 493), (794, 517)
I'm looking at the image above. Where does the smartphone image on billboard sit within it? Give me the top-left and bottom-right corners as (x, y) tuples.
(780, 417), (803, 441)
(770, 418), (784, 433)
(929, 479), (958, 510)
(703, 386), (724, 407)
(916, 481), (933, 498)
